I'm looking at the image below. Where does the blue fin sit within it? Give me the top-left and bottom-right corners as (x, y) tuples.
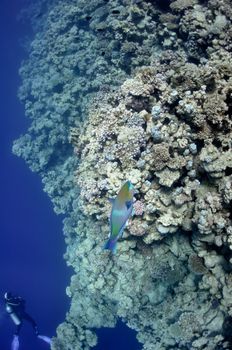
(108, 198), (115, 204)
(11, 335), (19, 350)
(125, 200), (133, 209)
(118, 222), (127, 238)
(103, 238), (117, 254)
(38, 335), (52, 344)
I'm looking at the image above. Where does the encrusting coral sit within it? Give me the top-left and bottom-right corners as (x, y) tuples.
(13, 0), (232, 349)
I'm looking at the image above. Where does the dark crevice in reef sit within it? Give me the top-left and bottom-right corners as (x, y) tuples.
(168, 145), (174, 157)
(222, 316), (232, 346)
(172, 168), (189, 188)
(207, 118), (231, 134)
(46, 143), (74, 169)
(212, 138), (222, 149)
(148, 0), (171, 12)
(225, 167), (232, 176)
(193, 138), (205, 152)
(196, 168), (213, 185)
(187, 56), (201, 65)
(167, 99), (180, 113)
(222, 145), (229, 152)
(205, 77), (216, 93)
(225, 91), (232, 115)
(52, 83), (64, 94)
(229, 201), (232, 221)
(206, 243), (232, 270)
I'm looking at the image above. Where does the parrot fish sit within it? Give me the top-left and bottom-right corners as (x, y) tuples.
(103, 180), (134, 254)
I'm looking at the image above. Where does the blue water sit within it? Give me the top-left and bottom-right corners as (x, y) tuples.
(0, 1), (142, 349)
(95, 321), (142, 350)
(0, 1), (72, 348)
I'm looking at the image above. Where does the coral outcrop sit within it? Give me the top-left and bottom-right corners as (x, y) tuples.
(70, 53), (232, 348)
(13, 0), (232, 349)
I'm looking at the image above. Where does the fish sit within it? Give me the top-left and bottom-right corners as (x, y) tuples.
(103, 180), (134, 254)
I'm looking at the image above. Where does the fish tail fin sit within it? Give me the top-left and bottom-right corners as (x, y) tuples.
(11, 335), (19, 350)
(38, 335), (52, 345)
(103, 238), (117, 254)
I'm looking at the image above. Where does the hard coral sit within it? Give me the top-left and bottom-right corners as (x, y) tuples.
(13, 0), (232, 349)
(69, 44), (232, 348)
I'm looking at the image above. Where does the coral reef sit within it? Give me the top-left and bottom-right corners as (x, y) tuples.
(69, 52), (232, 348)
(13, 0), (232, 349)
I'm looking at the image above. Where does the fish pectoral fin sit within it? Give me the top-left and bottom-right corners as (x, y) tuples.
(125, 200), (133, 210)
(118, 222), (127, 238)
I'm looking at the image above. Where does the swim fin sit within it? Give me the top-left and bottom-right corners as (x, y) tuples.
(11, 335), (19, 350)
(38, 334), (52, 345)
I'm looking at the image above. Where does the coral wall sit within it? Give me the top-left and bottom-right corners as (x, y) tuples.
(13, 0), (232, 349)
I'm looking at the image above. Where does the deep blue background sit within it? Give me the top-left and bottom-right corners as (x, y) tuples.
(0, 1), (72, 349)
(0, 1), (142, 349)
